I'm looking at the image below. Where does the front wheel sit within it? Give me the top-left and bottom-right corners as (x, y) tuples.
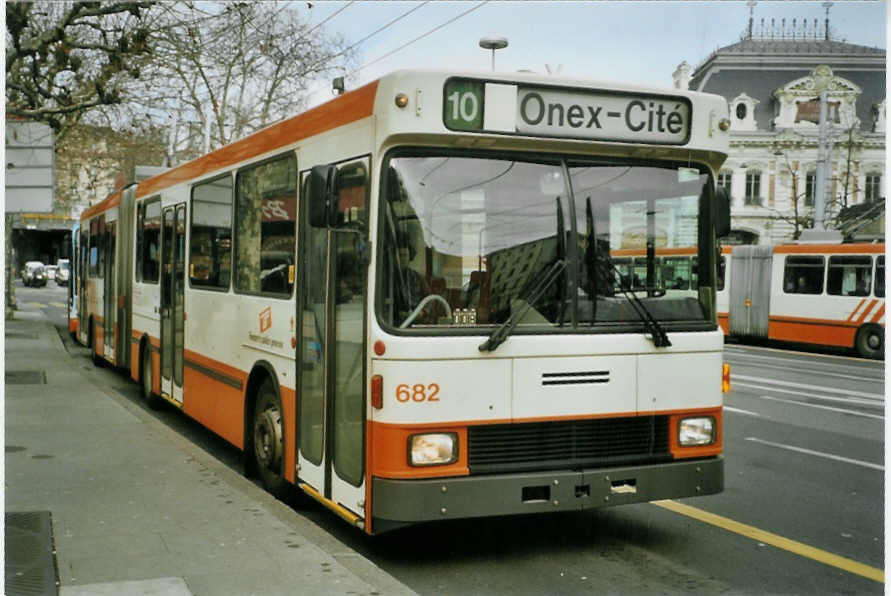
(855, 324), (884, 359)
(252, 381), (288, 499)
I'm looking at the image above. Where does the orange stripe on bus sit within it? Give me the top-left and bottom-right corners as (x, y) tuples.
(182, 366), (245, 449)
(369, 422), (469, 480)
(768, 319), (857, 348)
(856, 300), (879, 325)
(183, 349), (249, 386)
(847, 299), (867, 322)
(134, 81), (379, 200)
(281, 386), (296, 484)
(611, 247), (698, 257)
(82, 188), (124, 220)
(773, 243), (885, 255)
(870, 304), (885, 323)
(369, 406), (723, 480)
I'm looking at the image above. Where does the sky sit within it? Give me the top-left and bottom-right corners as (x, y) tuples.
(300, 0), (887, 107)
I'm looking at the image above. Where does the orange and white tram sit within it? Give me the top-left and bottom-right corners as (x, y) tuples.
(77, 69), (732, 533)
(716, 242), (885, 358)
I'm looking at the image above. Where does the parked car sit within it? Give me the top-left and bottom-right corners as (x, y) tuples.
(56, 259), (70, 286)
(23, 261), (47, 287)
(45, 265), (58, 282)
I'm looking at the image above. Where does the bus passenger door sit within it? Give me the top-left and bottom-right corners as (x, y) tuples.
(160, 204), (186, 406)
(297, 161), (368, 524)
(78, 227), (89, 344)
(103, 219), (116, 362)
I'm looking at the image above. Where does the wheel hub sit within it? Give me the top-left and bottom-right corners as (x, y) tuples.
(254, 407), (282, 469)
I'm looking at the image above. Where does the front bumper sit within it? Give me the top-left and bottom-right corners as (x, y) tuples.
(372, 456), (722, 531)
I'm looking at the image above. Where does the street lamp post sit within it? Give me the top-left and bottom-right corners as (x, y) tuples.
(479, 36), (508, 71)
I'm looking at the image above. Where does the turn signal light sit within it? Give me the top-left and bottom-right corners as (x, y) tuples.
(722, 363), (731, 393)
(371, 375), (383, 409)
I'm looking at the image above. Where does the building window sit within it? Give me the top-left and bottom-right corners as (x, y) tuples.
(865, 174), (881, 203)
(804, 171), (816, 207)
(735, 103), (747, 120)
(717, 170), (732, 193)
(783, 255), (824, 294)
(744, 170), (761, 206)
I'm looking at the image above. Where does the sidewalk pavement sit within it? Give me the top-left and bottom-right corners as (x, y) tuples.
(5, 305), (416, 596)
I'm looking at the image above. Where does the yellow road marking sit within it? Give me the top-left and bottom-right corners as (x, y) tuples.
(653, 500), (884, 583)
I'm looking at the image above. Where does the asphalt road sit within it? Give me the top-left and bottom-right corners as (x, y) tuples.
(29, 282), (885, 595)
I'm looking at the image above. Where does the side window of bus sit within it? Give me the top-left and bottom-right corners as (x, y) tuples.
(827, 255), (872, 296)
(662, 256), (691, 289)
(89, 216), (105, 278)
(235, 153), (297, 296)
(137, 198), (161, 284)
(190, 176), (233, 289)
(333, 159), (369, 305)
(783, 256), (824, 294)
(875, 256), (885, 298)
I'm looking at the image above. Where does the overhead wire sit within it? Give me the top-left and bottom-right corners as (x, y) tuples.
(303, 1), (488, 100)
(350, 1), (488, 76)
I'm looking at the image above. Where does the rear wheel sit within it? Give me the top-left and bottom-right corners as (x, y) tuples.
(88, 318), (103, 367)
(855, 324), (884, 359)
(252, 381), (288, 499)
(141, 343), (163, 410)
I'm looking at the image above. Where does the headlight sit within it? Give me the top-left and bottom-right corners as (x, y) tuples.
(678, 416), (716, 446)
(409, 433), (458, 466)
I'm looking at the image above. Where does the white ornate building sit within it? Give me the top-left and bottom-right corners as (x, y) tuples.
(674, 16), (885, 244)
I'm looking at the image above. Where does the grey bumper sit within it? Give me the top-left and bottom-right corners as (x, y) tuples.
(372, 457), (722, 527)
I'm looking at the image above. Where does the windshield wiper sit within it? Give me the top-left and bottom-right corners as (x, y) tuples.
(606, 260), (672, 347)
(478, 259), (567, 352)
(480, 196), (568, 352)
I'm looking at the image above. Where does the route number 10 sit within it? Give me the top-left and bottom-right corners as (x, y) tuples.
(443, 81), (483, 131)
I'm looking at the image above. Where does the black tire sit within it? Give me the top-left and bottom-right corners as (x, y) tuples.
(855, 324), (884, 359)
(252, 380), (288, 499)
(141, 343), (163, 410)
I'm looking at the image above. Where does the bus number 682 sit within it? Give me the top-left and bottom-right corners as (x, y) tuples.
(395, 383), (440, 403)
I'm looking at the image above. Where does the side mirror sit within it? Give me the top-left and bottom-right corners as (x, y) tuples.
(308, 164), (338, 228)
(715, 186), (731, 238)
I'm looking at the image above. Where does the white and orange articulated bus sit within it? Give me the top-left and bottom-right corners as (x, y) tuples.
(77, 69), (732, 534)
(716, 242), (885, 359)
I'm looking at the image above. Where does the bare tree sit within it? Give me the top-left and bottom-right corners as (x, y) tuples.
(6, 1), (155, 141)
(771, 153), (814, 240)
(113, 2), (355, 161)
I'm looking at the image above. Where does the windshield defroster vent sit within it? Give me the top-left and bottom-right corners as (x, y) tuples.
(541, 371), (609, 386)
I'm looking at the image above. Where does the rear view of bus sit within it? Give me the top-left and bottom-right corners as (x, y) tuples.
(309, 72), (732, 533)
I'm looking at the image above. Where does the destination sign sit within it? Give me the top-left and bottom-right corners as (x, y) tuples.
(443, 79), (691, 145)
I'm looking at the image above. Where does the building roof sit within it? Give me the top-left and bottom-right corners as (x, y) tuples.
(689, 36), (886, 132)
(712, 38), (885, 57)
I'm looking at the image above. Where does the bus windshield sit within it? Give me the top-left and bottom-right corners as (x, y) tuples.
(377, 150), (716, 334)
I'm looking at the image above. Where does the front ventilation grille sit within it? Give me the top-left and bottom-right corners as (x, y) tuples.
(541, 370), (609, 385)
(468, 415), (671, 475)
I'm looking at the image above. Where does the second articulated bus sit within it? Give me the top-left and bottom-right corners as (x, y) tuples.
(717, 242), (885, 358)
(77, 69), (732, 533)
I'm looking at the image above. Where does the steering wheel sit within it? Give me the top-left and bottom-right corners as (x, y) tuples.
(400, 295), (452, 329)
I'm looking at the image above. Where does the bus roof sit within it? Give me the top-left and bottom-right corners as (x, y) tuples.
(81, 69), (730, 220)
(134, 81), (379, 201)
